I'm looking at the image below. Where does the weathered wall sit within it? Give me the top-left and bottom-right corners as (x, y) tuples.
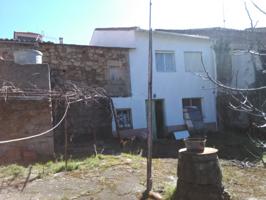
(0, 41), (131, 97)
(53, 98), (112, 150)
(0, 41), (129, 154)
(0, 61), (53, 163)
(0, 60), (51, 90)
(0, 100), (53, 163)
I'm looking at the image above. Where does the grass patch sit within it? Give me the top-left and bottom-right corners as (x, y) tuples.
(80, 155), (102, 169)
(52, 162), (80, 173)
(0, 153), (144, 180)
(0, 153), (265, 200)
(163, 184), (176, 200)
(80, 153), (143, 170)
(0, 164), (25, 178)
(33, 160), (81, 175)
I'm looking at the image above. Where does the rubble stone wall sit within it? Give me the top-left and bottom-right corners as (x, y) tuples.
(0, 41), (129, 158)
(0, 41), (131, 97)
(0, 61), (53, 163)
(0, 100), (53, 163)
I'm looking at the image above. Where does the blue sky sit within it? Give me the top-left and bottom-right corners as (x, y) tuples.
(1, 0), (266, 45)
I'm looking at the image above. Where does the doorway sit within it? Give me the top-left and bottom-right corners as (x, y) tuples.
(146, 99), (166, 139)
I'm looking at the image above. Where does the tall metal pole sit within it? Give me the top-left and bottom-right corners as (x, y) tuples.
(147, 0), (153, 193)
(64, 100), (68, 171)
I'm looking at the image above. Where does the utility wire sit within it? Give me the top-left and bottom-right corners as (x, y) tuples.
(0, 102), (70, 144)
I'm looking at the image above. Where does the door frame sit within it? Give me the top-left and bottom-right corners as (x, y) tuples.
(145, 99), (166, 140)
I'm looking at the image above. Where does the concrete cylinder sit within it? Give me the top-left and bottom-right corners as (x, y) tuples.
(14, 49), (43, 65)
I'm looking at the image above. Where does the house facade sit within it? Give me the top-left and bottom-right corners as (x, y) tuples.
(90, 27), (217, 138)
(157, 28), (266, 87)
(159, 28), (266, 129)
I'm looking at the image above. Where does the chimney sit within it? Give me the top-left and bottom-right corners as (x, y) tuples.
(59, 37), (63, 44)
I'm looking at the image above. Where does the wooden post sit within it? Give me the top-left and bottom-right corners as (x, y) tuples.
(64, 101), (68, 171)
(147, 0), (153, 193)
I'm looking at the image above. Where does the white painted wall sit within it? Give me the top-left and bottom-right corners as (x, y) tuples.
(90, 29), (217, 131)
(90, 29), (136, 48)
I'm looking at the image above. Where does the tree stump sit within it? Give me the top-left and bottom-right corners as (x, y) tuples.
(175, 147), (230, 200)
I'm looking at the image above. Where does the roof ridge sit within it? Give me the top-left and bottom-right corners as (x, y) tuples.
(95, 27), (140, 31)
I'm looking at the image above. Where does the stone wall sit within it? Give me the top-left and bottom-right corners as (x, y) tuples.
(0, 60), (51, 90)
(0, 41), (130, 155)
(0, 40), (131, 97)
(53, 97), (112, 151)
(0, 61), (53, 163)
(0, 100), (53, 163)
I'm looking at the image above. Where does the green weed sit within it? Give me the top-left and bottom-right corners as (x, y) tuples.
(163, 183), (176, 200)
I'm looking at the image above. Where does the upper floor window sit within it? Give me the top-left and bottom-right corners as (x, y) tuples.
(155, 51), (176, 72)
(184, 51), (204, 72)
(106, 60), (124, 82)
(109, 65), (123, 81)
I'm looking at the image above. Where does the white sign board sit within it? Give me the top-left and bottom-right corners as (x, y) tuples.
(173, 130), (189, 140)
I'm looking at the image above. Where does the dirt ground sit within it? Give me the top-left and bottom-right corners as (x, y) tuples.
(0, 154), (265, 200)
(0, 155), (177, 200)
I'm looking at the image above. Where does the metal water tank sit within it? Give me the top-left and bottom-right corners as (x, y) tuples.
(14, 49), (43, 65)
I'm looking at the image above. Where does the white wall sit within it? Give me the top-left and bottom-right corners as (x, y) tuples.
(90, 29), (136, 48)
(91, 29), (217, 131)
(151, 32), (216, 125)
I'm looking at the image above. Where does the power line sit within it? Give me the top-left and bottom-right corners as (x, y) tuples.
(0, 102), (70, 144)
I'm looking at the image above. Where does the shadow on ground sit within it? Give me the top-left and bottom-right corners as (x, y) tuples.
(55, 130), (264, 162)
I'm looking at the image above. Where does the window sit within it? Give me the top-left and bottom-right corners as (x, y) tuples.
(182, 98), (204, 129)
(184, 51), (204, 72)
(182, 98), (202, 113)
(109, 65), (123, 81)
(155, 51), (176, 72)
(116, 109), (132, 129)
(107, 60), (125, 82)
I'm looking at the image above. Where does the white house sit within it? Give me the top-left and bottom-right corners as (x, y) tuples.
(90, 27), (217, 139)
